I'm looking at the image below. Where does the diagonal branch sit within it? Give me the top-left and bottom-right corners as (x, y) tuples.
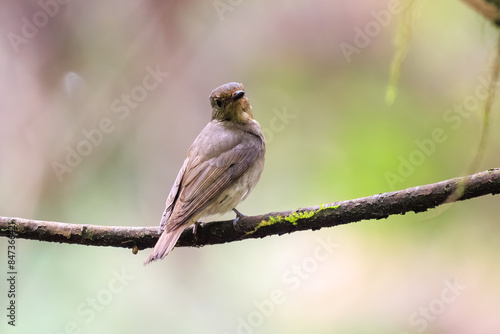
(1, 168), (499, 253)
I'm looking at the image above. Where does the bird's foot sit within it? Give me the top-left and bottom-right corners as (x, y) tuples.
(232, 208), (247, 231)
(192, 221), (202, 235)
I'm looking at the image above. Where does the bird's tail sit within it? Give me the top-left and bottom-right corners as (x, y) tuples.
(144, 227), (184, 265)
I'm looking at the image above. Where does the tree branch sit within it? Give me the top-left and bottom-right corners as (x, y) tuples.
(1, 168), (499, 253)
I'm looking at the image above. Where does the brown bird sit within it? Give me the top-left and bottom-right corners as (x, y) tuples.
(144, 82), (265, 264)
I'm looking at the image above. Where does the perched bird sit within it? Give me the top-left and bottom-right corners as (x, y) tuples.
(144, 82), (265, 264)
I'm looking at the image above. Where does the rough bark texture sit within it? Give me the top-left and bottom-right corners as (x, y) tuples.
(1, 168), (499, 253)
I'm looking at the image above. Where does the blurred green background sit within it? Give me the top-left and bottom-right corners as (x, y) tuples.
(1, 0), (500, 333)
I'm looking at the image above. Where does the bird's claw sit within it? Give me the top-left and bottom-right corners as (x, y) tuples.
(232, 208), (247, 231)
(192, 221), (202, 235)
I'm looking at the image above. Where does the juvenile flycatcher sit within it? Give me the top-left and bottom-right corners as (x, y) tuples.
(144, 82), (265, 264)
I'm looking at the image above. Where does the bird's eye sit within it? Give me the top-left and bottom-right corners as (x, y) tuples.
(215, 99), (222, 108)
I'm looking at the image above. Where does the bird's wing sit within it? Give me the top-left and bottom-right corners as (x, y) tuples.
(158, 157), (189, 232)
(167, 139), (262, 231)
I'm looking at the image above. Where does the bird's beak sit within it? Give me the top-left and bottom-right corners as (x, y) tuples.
(232, 90), (245, 101)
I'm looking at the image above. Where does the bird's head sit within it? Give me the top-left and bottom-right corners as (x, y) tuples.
(209, 82), (254, 123)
